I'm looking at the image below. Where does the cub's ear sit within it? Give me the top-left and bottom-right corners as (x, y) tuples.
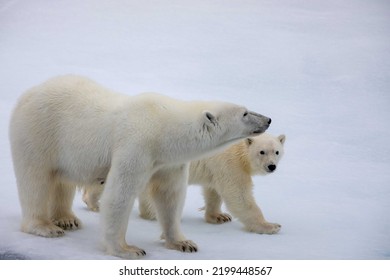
(246, 138), (253, 145)
(278, 134), (286, 145)
(203, 111), (217, 126)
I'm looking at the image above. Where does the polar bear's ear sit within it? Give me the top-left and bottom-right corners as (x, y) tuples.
(278, 134), (286, 145)
(203, 111), (217, 126)
(246, 138), (253, 146)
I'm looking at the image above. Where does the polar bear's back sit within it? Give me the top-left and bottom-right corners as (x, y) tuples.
(18, 75), (124, 111)
(10, 75), (120, 143)
(19, 75), (200, 121)
(9, 76), (198, 170)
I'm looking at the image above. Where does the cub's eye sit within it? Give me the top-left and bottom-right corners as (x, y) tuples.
(276, 151), (279, 155)
(260, 151), (265, 155)
(243, 112), (248, 117)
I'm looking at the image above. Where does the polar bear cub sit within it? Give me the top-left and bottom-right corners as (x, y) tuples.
(139, 133), (285, 234)
(9, 75), (271, 259)
(194, 133), (285, 234)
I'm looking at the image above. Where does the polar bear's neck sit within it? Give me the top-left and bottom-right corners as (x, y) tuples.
(159, 119), (242, 165)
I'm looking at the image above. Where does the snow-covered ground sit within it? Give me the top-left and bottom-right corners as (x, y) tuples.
(0, 0), (389, 260)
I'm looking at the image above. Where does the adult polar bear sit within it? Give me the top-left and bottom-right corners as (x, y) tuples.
(9, 75), (271, 259)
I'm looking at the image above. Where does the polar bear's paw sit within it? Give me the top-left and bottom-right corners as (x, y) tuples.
(249, 222), (281, 234)
(108, 245), (146, 259)
(139, 210), (157, 220)
(84, 200), (100, 212)
(22, 220), (65, 237)
(122, 245), (147, 258)
(53, 216), (82, 231)
(166, 240), (198, 253)
(205, 212), (232, 224)
(89, 205), (100, 212)
(82, 192), (100, 212)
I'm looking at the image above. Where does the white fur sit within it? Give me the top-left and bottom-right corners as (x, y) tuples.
(9, 75), (271, 259)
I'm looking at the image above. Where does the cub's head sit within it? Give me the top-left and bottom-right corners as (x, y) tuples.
(246, 133), (286, 175)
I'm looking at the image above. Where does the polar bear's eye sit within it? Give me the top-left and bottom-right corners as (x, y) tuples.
(243, 112), (248, 117)
(276, 151), (279, 155)
(260, 151), (265, 155)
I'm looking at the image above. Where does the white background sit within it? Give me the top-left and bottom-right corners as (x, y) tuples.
(0, 0), (389, 261)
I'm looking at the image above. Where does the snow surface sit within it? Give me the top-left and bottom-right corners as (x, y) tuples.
(0, 0), (389, 260)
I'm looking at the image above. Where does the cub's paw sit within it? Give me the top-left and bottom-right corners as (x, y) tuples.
(249, 222), (281, 234)
(139, 210), (157, 221)
(89, 205), (100, 212)
(82, 195), (100, 212)
(84, 200), (100, 212)
(166, 240), (198, 253)
(205, 212), (232, 224)
(52, 216), (82, 231)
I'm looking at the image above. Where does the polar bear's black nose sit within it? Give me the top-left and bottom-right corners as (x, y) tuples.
(268, 164), (276, 172)
(268, 118), (272, 125)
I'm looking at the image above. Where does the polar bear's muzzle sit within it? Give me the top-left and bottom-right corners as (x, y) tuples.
(248, 111), (271, 135)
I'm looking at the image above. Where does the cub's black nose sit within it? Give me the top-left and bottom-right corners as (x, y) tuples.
(268, 164), (276, 172)
(268, 118), (272, 125)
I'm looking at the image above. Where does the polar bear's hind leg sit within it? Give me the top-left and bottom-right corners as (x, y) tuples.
(203, 186), (232, 224)
(50, 182), (81, 231)
(18, 168), (65, 237)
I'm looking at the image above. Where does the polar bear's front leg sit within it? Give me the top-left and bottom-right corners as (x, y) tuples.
(221, 185), (281, 234)
(100, 163), (149, 259)
(150, 164), (198, 253)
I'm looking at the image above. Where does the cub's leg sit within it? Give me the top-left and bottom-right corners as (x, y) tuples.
(150, 164), (197, 253)
(220, 185), (281, 234)
(82, 184), (104, 212)
(138, 187), (157, 220)
(202, 186), (232, 224)
(49, 182), (81, 230)
(16, 166), (64, 237)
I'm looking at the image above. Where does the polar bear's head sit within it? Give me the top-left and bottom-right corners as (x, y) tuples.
(246, 133), (286, 175)
(201, 103), (271, 145)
